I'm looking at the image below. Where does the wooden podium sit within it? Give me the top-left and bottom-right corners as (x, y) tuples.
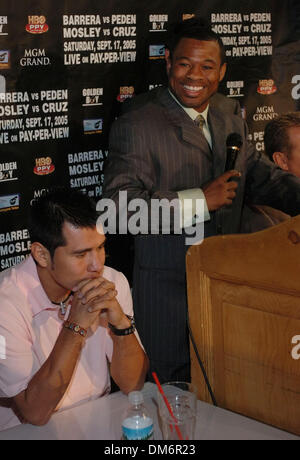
(186, 216), (300, 435)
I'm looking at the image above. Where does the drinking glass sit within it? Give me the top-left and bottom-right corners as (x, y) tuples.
(157, 381), (197, 440)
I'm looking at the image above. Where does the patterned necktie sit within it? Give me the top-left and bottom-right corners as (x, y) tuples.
(194, 113), (212, 151)
(194, 114), (205, 130)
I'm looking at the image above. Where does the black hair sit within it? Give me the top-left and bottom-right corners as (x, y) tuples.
(28, 187), (98, 258)
(264, 112), (300, 161)
(165, 17), (226, 65)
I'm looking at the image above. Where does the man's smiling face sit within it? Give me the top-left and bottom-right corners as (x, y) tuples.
(165, 37), (226, 113)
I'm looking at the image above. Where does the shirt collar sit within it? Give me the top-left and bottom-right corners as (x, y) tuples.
(18, 255), (57, 317)
(168, 87), (209, 125)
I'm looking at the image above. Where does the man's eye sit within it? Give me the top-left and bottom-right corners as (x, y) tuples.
(76, 253), (86, 258)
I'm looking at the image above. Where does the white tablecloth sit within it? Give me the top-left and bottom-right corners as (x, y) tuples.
(0, 383), (298, 440)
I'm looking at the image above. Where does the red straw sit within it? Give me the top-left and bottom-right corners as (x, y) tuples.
(152, 371), (184, 441)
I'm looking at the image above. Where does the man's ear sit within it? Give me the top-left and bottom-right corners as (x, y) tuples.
(272, 152), (289, 171)
(219, 62), (227, 82)
(31, 242), (51, 268)
(164, 48), (172, 76)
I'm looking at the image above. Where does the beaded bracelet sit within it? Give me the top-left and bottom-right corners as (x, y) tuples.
(63, 321), (87, 337)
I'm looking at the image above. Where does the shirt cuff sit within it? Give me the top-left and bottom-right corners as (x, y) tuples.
(177, 189), (210, 229)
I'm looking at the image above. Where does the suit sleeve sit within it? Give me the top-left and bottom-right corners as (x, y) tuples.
(104, 116), (177, 202)
(102, 116), (182, 232)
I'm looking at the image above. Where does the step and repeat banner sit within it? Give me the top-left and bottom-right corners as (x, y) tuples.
(0, 0), (300, 273)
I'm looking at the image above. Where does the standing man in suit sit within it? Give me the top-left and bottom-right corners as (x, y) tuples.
(103, 18), (300, 382)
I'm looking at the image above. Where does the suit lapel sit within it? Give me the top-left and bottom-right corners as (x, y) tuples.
(159, 88), (212, 160)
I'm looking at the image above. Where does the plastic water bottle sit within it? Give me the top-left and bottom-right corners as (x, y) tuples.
(122, 391), (154, 440)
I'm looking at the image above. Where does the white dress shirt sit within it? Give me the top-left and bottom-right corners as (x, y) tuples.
(168, 89), (211, 228)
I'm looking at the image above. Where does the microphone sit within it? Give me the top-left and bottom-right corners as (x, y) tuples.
(225, 133), (243, 171)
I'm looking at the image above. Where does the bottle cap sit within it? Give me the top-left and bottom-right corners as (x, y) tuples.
(128, 391), (144, 405)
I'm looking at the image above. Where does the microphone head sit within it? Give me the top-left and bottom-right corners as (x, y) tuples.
(226, 133), (243, 149)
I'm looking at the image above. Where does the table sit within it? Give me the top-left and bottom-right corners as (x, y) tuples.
(0, 383), (298, 440)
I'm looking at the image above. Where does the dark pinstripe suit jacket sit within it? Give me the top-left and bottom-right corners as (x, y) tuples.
(103, 87), (300, 381)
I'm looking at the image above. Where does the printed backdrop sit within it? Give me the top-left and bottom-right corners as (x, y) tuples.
(0, 0), (300, 274)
